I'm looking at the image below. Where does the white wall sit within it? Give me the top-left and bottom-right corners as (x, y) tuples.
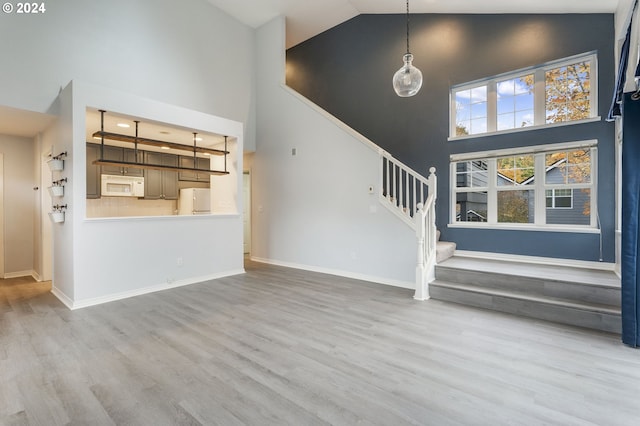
(0, 0), (256, 151)
(0, 134), (36, 277)
(252, 17), (416, 288)
(54, 81), (244, 307)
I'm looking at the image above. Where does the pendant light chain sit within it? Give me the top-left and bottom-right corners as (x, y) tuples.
(405, 0), (410, 55)
(392, 0), (423, 97)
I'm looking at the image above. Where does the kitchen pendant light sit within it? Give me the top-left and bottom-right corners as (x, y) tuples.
(392, 0), (423, 97)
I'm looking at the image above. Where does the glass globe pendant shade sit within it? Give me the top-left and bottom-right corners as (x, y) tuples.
(393, 53), (423, 97)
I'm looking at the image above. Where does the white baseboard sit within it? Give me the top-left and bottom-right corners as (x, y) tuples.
(454, 250), (616, 271)
(51, 286), (74, 309)
(250, 256), (414, 290)
(53, 269), (245, 310)
(3, 270), (37, 279)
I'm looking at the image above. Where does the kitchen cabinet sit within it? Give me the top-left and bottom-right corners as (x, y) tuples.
(101, 146), (144, 177)
(144, 151), (178, 200)
(178, 155), (211, 182)
(86, 143), (101, 199)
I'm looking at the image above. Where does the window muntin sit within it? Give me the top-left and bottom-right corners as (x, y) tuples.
(497, 75), (534, 131)
(450, 53), (597, 139)
(545, 61), (591, 124)
(451, 142), (597, 229)
(456, 160), (488, 188)
(544, 150), (591, 185)
(497, 155), (535, 186)
(455, 86), (487, 136)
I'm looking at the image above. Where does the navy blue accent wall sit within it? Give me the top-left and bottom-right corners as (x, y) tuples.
(287, 14), (615, 262)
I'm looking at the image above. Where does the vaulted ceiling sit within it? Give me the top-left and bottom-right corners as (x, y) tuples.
(206, 0), (620, 48)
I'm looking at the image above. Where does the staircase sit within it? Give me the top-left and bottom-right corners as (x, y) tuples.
(378, 150), (456, 299)
(430, 256), (621, 333)
(377, 151), (620, 334)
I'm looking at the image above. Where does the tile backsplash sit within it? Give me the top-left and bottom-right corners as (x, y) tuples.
(87, 197), (177, 218)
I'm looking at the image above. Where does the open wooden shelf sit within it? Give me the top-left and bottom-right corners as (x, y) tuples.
(92, 131), (228, 156)
(92, 159), (229, 175)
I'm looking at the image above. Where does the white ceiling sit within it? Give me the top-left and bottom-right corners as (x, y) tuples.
(0, 0), (620, 138)
(206, 0), (620, 48)
(0, 105), (56, 139)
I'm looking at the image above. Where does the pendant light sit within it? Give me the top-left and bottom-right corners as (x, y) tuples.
(392, 0), (423, 97)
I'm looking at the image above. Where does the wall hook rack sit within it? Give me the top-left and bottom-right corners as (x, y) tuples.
(52, 204), (68, 211)
(52, 151), (67, 160)
(52, 178), (67, 186)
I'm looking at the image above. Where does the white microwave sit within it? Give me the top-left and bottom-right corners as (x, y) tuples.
(101, 174), (144, 197)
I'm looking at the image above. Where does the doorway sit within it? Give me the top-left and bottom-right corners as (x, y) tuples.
(243, 171), (251, 255)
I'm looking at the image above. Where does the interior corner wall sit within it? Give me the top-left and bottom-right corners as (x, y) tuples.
(286, 14), (617, 262)
(0, 0), (255, 151)
(32, 133), (42, 281)
(38, 124), (56, 282)
(0, 134), (36, 276)
(50, 83), (75, 301)
(253, 17), (416, 287)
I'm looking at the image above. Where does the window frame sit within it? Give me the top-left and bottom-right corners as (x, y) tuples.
(449, 52), (599, 140)
(449, 140), (598, 232)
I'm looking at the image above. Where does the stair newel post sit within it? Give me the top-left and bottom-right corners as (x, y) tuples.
(414, 202), (428, 300)
(427, 167), (437, 276)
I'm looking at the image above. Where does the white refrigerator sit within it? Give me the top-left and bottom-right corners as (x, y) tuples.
(178, 188), (211, 215)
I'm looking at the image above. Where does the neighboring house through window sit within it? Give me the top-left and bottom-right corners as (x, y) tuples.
(450, 141), (597, 230)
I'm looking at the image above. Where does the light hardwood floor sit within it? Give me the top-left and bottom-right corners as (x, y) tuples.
(1, 261), (639, 425)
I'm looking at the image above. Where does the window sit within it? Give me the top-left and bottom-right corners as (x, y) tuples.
(455, 87), (487, 136)
(451, 53), (597, 139)
(497, 75), (534, 131)
(545, 61), (591, 124)
(450, 141), (597, 229)
(496, 155), (535, 223)
(546, 189), (573, 209)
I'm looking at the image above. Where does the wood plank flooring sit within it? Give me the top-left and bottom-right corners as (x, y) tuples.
(1, 262), (640, 425)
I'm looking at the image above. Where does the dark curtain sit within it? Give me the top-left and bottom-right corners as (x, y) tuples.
(622, 93), (640, 347)
(608, 0), (638, 121)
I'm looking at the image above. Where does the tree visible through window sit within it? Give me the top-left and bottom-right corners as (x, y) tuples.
(544, 61), (591, 123)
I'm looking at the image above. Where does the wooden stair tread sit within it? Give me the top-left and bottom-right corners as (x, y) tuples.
(437, 257), (619, 289)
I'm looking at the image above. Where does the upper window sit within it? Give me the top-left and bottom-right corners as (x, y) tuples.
(451, 53), (598, 139)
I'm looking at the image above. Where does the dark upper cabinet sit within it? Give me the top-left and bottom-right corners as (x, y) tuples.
(144, 152), (178, 200)
(178, 155), (211, 182)
(101, 145), (143, 177)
